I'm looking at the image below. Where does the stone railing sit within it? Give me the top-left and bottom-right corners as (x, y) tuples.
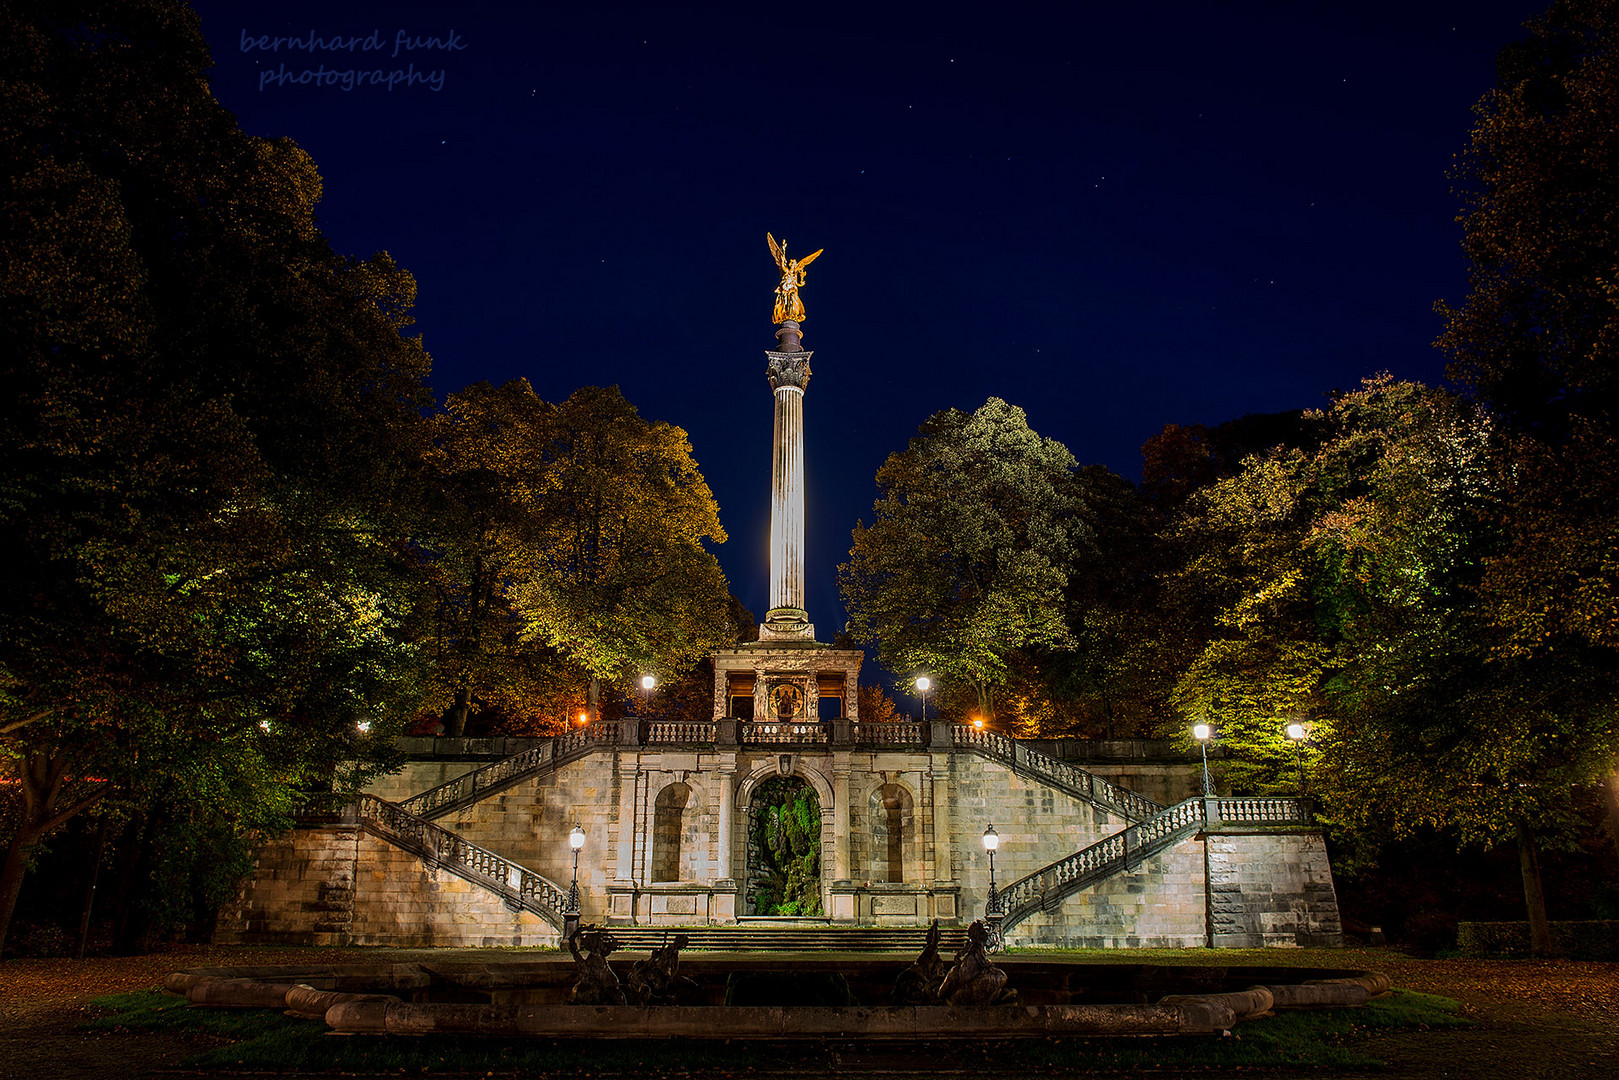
(355, 795), (568, 926)
(740, 721), (829, 745)
(1212, 796), (1313, 826)
(852, 720), (925, 746)
(400, 721), (620, 818)
(953, 725), (1162, 822)
(641, 720), (718, 744)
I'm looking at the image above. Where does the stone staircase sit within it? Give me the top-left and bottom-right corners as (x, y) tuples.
(994, 796), (1313, 935)
(354, 794), (570, 931)
(400, 723), (624, 819)
(373, 726), (1306, 945)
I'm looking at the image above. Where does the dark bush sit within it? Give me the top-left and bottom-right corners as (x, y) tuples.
(1456, 920), (1619, 959)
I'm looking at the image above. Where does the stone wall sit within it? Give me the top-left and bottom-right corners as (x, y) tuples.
(1208, 830), (1342, 948)
(211, 737), (1346, 950)
(216, 825), (360, 946)
(941, 753), (1115, 910)
(216, 824), (558, 948)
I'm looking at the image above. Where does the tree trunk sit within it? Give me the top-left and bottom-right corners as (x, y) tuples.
(0, 826), (42, 957)
(110, 816), (151, 955)
(1515, 819), (1554, 955)
(588, 676), (600, 723)
(446, 682), (471, 737)
(73, 817), (111, 959)
(972, 681), (994, 724)
(1602, 773), (1619, 865)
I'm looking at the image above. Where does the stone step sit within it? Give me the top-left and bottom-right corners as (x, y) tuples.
(596, 925), (970, 953)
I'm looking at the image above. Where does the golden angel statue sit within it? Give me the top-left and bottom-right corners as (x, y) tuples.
(767, 233), (823, 324)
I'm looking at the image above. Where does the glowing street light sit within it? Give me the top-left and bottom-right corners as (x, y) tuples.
(1286, 721), (1309, 797)
(565, 822), (586, 942)
(915, 676), (931, 724)
(577, 711), (590, 726)
(1193, 722), (1214, 796)
(981, 823), (1000, 914)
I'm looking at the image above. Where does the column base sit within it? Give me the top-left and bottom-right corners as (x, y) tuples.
(760, 608), (814, 640)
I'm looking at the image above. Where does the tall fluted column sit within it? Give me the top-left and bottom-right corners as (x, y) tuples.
(770, 383), (804, 610)
(763, 320), (814, 639)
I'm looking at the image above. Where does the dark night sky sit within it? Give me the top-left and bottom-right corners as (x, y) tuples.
(191, 0), (1539, 641)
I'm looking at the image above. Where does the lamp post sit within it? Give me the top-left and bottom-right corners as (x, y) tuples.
(1193, 722), (1214, 796)
(1285, 721), (1308, 798)
(915, 676), (931, 724)
(982, 823), (1004, 951)
(565, 822), (585, 943)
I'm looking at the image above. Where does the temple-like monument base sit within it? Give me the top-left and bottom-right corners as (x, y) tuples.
(712, 640), (862, 722)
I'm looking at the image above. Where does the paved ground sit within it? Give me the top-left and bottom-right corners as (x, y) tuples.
(0, 945), (1614, 1078)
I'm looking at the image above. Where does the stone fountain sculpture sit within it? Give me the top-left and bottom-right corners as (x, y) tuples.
(938, 920), (1017, 1005)
(890, 920), (949, 1005)
(627, 933), (699, 1005)
(567, 926), (627, 1005)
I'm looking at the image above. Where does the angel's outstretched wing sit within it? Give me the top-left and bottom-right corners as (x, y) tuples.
(795, 248), (824, 272)
(766, 233), (787, 271)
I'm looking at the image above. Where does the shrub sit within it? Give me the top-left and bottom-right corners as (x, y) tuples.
(1456, 920), (1619, 959)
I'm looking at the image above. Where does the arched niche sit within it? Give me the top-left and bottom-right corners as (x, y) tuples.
(651, 781), (692, 883)
(868, 782), (917, 884)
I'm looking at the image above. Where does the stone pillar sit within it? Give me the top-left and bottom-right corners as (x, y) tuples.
(712, 663), (728, 721)
(763, 327), (814, 639)
(716, 756), (736, 879)
(832, 762), (851, 882)
(844, 667), (859, 720)
(930, 756), (954, 885)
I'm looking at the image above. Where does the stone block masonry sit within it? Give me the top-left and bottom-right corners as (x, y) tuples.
(218, 825), (557, 948)
(1207, 831), (1342, 948)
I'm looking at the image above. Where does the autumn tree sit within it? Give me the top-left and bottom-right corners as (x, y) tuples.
(839, 398), (1094, 721)
(413, 380), (573, 736)
(1438, 0), (1619, 878)
(1171, 376), (1615, 951)
(514, 386), (733, 715)
(0, 0), (432, 951)
(1438, 0), (1619, 438)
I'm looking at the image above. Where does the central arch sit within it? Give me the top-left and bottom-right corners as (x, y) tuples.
(743, 774), (823, 915)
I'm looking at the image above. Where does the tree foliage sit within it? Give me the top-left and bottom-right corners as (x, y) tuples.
(1438, 0), (1619, 437)
(1168, 375), (1619, 945)
(840, 398), (1094, 720)
(0, 0), (430, 951)
(513, 386), (732, 704)
(413, 380), (571, 735)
